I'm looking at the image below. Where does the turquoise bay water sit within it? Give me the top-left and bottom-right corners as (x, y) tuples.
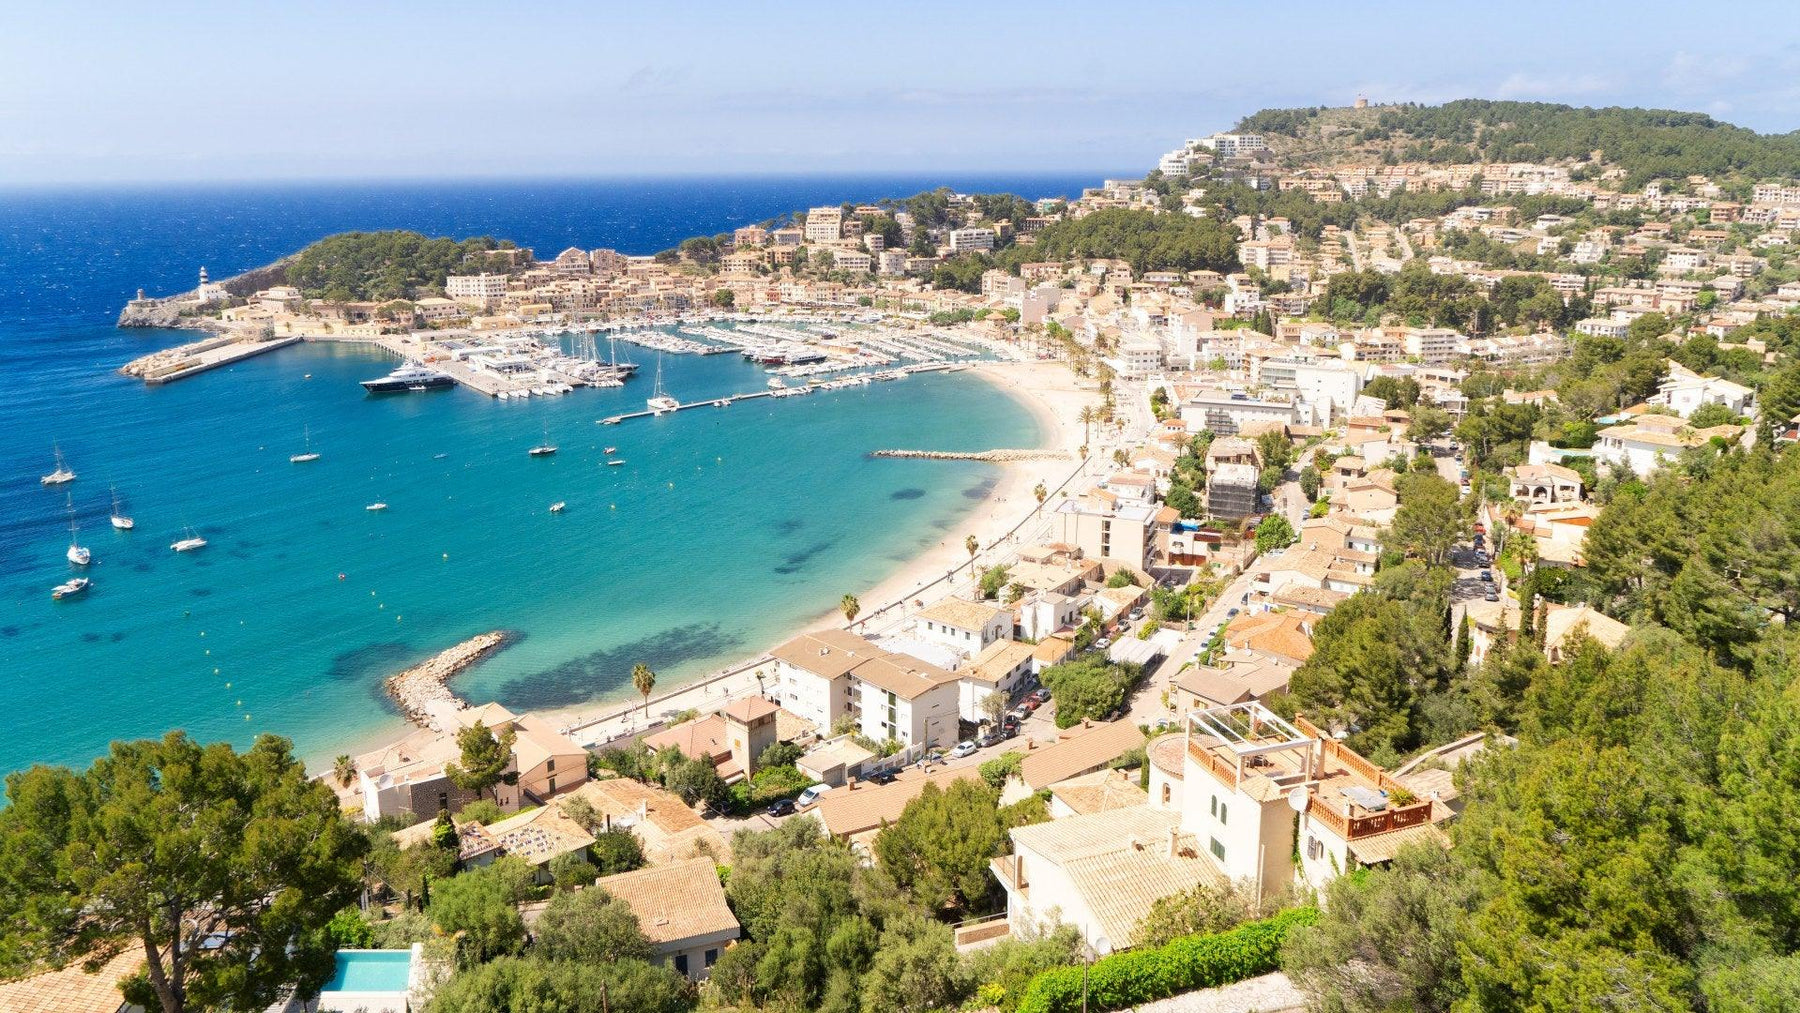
(0, 176), (1099, 775)
(4, 340), (1038, 773)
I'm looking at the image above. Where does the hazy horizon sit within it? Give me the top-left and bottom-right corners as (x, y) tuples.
(6, 0), (1800, 185)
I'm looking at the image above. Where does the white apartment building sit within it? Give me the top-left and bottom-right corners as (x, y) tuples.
(1197, 133), (1268, 159)
(804, 206), (843, 243)
(1403, 327), (1462, 365)
(446, 273), (510, 306)
(948, 228), (997, 254)
(915, 597), (1013, 660)
(769, 629), (961, 747)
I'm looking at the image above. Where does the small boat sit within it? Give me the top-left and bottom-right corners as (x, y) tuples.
(41, 444), (76, 486)
(606, 459), (626, 467)
(529, 423), (558, 456)
(549, 501), (566, 513)
(110, 485), (134, 530)
(171, 528), (207, 552)
(290, 425), (320, 464)
(604, 446), (617, 455)
(52, 577), (90, 600)
(64, 496), (90, 565)
(365, 502), (388, 512)
(767, 377), (786, 390)
(433, 453), (448, 460)
(714, 399), (730, 408)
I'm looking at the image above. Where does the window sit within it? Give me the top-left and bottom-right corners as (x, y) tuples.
(1306, 837), (1323, 860)
(1161, 783), (1171, 804)
(1210, 837), (1225, 860)
(547, 776), (556, 794)
(546, 757), (555, 773)
(1209, 794), (1217, 817)
(1219, 802), (1228, 825)
(674, 954), (689, 976)
(705, 949), (719, 967)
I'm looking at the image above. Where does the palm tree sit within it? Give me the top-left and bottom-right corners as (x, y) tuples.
(1112, 448), (1129, 467)
(333, 754), (356, 789)
(965, 534), (980, 566)
(1034, 481), (1047, 504)
(1078, 406), (1096, 448)
(631, 662), (656, 716)
(840, 593), (861, 624)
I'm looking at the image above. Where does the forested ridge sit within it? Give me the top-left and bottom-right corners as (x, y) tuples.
(1236, 99), (1800, 188)
(1280, 437), (1800, 1011)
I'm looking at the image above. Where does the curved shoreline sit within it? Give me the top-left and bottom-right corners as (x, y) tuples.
(530, 358), (1095, 748)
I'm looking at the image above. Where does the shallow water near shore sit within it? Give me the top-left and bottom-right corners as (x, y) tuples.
(0, 175), (1093, 775)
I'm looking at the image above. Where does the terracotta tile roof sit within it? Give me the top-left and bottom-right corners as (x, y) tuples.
(918, 596), (1008, 631)
(566, 775), (731, 865)
(1009, 807), (1224, 947)
(966, 640), (1037, 684)
(723, 696), (781, 723)
(0, 948), (139, 1013)
(1146, 732), (1188, 780)
(1048, 768), (1150, 814)
(1019, 720), (1147, 791)
(642, 715), (731, 761)
(1345, 819), (1453, 865)
(484, 803), (597, 865)
(1175, 660), (1293, 706)
(1223, 611), (1315, 664)
(597, 857), (740, 947)
(814, 765), (980, 839)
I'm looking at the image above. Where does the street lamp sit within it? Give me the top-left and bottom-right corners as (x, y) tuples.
(1082, 927), (1110, 1013)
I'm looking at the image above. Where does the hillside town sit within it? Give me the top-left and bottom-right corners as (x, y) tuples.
(19, 101), (1800, 1013)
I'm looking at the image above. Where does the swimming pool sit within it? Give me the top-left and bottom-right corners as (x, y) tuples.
(324, 949), (413, 993)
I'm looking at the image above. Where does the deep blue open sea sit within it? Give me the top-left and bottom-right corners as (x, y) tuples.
(0, 174), (1103, 776)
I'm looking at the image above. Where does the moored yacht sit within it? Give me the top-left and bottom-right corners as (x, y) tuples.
(171, 527), (207, 552)
(110, 485), (134, 530)
(361, 363), (455, 393)
(52, 577), (90, 600)
(290, 425), (320, 463)
(41, 444), (75, 486)
(646, 353), (679, 414)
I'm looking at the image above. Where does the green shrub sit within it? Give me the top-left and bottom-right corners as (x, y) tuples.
(1012, 908), (1318, 1013)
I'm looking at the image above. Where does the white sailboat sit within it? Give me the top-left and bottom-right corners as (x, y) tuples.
(110, 485), (134, 530)
(290, 425), (320, 463)
(41, 444), (75, 486)
(646, 353), (679, 414)
(528, 423), (558, 456)
(66, 499), (91, 566)
(171, 526), (208, 552)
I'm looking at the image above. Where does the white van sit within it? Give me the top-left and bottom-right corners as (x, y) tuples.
(796, 783), (834, 808)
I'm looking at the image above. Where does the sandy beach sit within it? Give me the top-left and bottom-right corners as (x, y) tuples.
(537, 357), (1109, 748)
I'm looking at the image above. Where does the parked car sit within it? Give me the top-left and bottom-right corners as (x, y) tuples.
(1129, 608), (1144, 622)
(1029, 688), (1052, 705)
(795, 783), (833, 808)
(864, 768), (897, 785)
(765, 798), (796, 817)
(1227, 607), (1240, 618)
(1005, 707), (1028, 725)
(1484, 589), (1500, 602)
(949, 740), (979, 759)
(1480, 570), (1493, 582)
(1095, 636), (1113, 650)
(976, 730), (1003, 748)
(1018, 697), (1041, 714)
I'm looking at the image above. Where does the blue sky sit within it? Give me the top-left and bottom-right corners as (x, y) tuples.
(4, 0), (1799, 184)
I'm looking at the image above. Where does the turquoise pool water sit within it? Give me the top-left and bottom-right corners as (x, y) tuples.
(325, 949), (412, 993)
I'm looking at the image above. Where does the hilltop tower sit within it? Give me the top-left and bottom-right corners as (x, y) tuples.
(198, 266), (209, 288)
(1354, 94), (1369, 109)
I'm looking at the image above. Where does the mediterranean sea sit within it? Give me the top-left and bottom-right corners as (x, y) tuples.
(0, 174), (1105, 776)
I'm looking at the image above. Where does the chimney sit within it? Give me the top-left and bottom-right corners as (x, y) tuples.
(638, 800), (649, 820)
(847, 776), (858, 790)
(1167, 826), (1180, 857)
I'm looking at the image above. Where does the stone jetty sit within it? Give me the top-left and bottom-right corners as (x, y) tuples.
(871, 448), (1072, 462)
(384, 631), (508, 728)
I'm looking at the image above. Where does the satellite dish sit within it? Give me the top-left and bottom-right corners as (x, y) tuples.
(1287, 786), (1310, 812)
